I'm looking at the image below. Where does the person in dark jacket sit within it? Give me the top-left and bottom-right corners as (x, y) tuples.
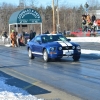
(2, 31), (8, 44)
(82, 15), (87, 32)
(91, 14), (96, 23)
(45, 30), (50, 34)
(29, 30), (36, 40)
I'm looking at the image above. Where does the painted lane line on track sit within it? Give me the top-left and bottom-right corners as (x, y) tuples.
(0, 67), (41, 90)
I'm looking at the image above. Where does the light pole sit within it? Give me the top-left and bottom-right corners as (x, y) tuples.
(52, 0), (55, 34)
(56, 0), (60, 33)
(84, 2), (89, 15)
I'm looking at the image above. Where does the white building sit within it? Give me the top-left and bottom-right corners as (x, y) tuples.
(89, 10), (100, 19)
(96, 10), (100, 19)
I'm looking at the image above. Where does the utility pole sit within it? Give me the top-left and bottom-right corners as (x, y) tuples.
(57, 0), (60, 33)
(84, 2), (89, 15)
(52, 0), (55, 34)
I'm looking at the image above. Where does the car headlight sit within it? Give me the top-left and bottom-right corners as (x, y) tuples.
(58, 47), (62, 50)
(76, 46), (81, 49)
(50, 47), (55, 51)
(72, 46), (75, 49)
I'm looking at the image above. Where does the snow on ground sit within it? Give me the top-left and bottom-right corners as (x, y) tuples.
(0, 77), (44, 100)
(69, 37), (100, 56)
(69, 37), (100, 43)
(82, 49), (100, 56)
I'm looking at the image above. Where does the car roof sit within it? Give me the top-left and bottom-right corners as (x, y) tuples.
(39, 33), (62, 36)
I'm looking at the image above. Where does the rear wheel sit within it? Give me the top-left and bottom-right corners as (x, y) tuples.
(43, 49), (49, 62)
(73, 55), (80, 61)
(28, 48), (34, 59)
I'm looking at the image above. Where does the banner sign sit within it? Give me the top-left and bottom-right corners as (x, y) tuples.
(17, 8), (42, 23)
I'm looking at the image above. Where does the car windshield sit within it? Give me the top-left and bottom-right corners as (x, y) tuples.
(41, 35), (67, 43)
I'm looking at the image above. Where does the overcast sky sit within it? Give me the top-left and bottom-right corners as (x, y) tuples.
(0, 0), (87, 7)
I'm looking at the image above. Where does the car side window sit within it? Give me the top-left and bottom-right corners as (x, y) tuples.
(42, 36), (50, 43)
(34, 36), (41, 43)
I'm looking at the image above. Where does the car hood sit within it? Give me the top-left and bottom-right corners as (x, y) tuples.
(70, 42), (80, 46)
(44, 41), (73, 47)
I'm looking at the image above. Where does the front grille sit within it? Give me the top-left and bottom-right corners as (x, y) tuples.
(62, 46), (72, 50)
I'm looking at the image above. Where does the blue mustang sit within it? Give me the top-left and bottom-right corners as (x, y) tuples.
(27, 34), (81, 62)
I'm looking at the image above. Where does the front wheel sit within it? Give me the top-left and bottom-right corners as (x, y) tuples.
(43, 49), (49, 62)
(73, 55), (80, 61)
(28, 48), (34, 59)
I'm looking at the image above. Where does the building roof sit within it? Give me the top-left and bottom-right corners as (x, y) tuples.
(9, 8), (42, 24)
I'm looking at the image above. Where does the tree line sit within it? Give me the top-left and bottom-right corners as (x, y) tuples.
(0, 0), (100, 35)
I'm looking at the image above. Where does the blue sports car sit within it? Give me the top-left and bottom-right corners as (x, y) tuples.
(27, 34), (81, 62)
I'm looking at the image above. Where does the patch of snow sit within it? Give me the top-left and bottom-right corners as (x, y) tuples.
(0, 77), (44, 100)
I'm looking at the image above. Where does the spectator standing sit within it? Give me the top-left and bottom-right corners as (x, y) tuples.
(82, 15), (87, 32)
(29, 30), (36, 41)
(45, 30), (50, 34)
(16, 32), (21, 47)
(10, 30), (17, 47)
(91, 14), (96, 23)
(86, 14), (92, 32)
(2, 31), (8, 44)
(86, 14), (91, 24)
(91, 14), (97, 34)
(22, 31), (25, 44)
(63, 30), (66, 36)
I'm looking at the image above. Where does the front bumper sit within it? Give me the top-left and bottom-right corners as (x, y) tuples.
(48, 49), (81, 59)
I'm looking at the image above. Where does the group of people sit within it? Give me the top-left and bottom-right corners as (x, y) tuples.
(82, 14), (97, 32)
(10, 30), (36, 47)
(1, 29), (36, 47)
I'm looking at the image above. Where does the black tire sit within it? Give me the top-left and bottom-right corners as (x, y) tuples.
(43, 49), (49, 62)
(73, 55), (80, 61)
(28, 48), (34, 59)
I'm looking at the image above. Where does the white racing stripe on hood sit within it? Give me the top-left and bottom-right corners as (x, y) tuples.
(57, 41), (72, 46)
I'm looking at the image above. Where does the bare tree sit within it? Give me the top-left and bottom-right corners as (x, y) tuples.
(25, 0), (37, 8)
(0, 3), (16, 33)
(0, 0), (100, 36)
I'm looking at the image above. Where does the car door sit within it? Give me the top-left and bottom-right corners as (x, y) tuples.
(33, 36), (43, 56)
